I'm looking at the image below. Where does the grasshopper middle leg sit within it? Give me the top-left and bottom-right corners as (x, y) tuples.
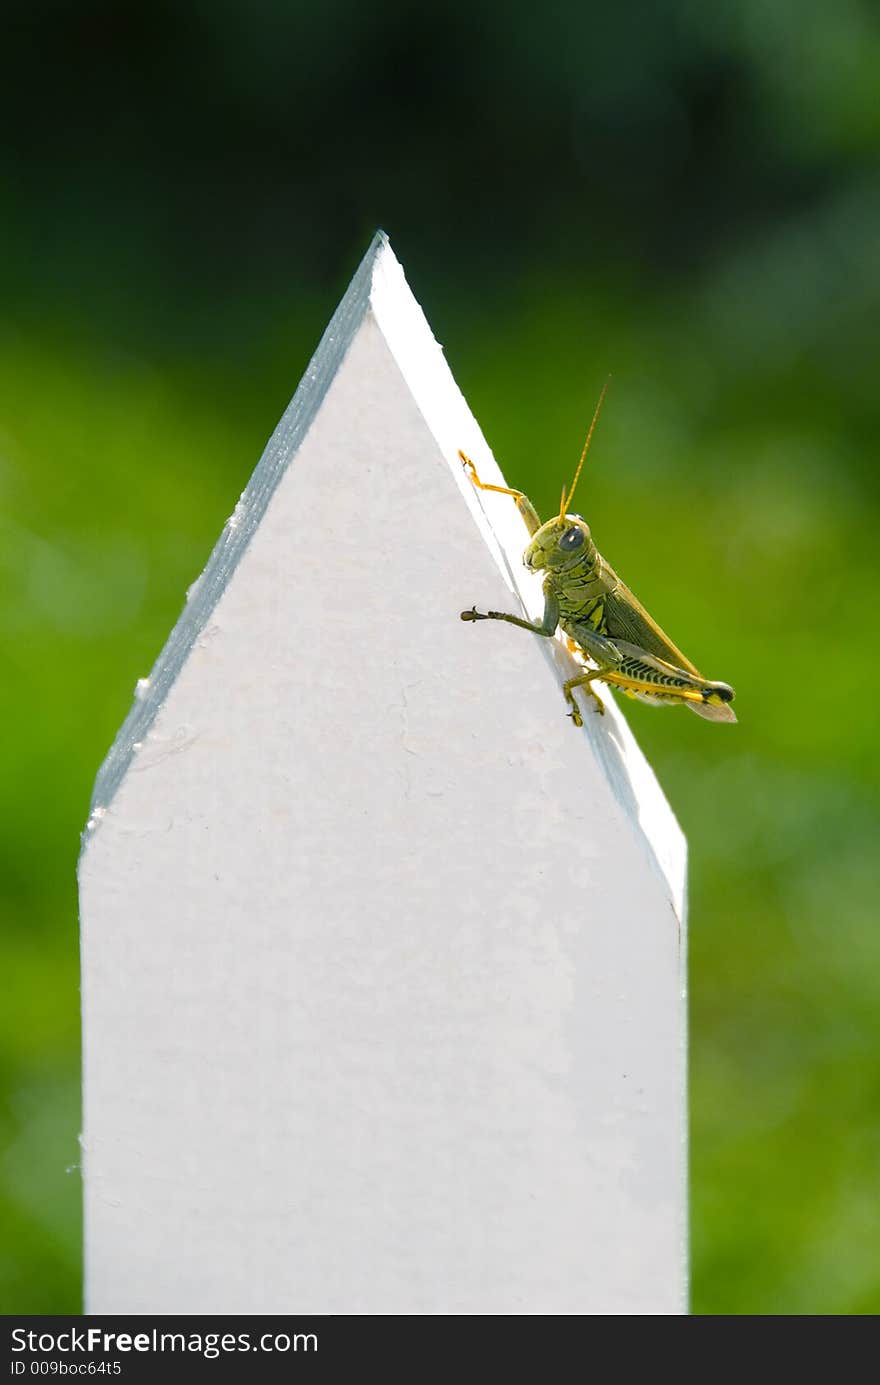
(562, 670), (607, 724)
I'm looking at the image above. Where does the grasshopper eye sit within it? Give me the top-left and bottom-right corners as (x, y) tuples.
(559, 527), (585, 552)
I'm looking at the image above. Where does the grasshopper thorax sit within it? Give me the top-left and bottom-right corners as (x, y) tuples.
(524, 515), (596, 574)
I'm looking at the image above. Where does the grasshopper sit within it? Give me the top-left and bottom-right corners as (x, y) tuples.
(460, 382), (736, 724)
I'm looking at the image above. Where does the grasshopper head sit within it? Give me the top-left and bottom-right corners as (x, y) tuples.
(524, 515), (595, 574)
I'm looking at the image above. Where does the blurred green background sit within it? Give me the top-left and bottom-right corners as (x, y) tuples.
(2, 0), (879, 1314)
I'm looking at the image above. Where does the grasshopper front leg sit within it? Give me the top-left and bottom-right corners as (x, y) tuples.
(459, 451), (543, 537)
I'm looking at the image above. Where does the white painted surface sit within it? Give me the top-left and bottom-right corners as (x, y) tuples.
(79, 233), (687, 1315)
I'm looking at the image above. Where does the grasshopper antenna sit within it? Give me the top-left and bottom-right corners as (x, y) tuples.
(560, 375), (611, 518)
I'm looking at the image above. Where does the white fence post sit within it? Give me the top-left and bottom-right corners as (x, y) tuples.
(78, 232), (688, 1315)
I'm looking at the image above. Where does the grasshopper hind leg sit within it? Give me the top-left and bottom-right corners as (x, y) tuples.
(561, 631), (737, 727)
(565, 661), (736, 726)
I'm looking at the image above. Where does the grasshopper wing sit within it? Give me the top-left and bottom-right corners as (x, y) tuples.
(598, 559), (702, 675)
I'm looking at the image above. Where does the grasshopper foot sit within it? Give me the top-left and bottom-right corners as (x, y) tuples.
(564, 688), (584, 727)
(564, 673), (606, 721)
(461, 606), (483, 622)
(586, 689), (606, 716)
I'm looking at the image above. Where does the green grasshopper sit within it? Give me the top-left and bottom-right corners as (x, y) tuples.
(461, 382), (736, 724)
